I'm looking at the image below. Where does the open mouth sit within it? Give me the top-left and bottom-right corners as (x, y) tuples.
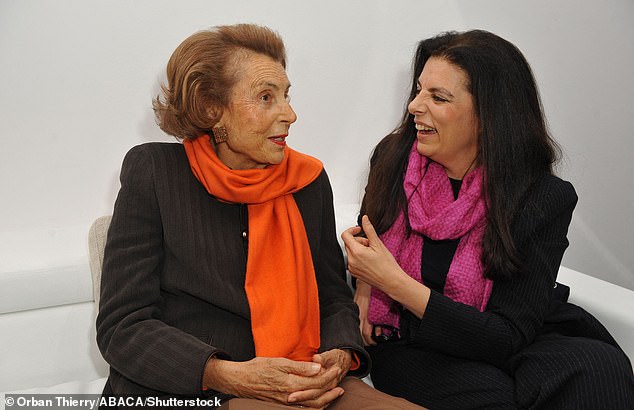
(268, 135), (287, 146)
(415, 123), (437, 135)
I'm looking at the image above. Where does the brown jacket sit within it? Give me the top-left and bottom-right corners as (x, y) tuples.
(96, 143), (369, 397)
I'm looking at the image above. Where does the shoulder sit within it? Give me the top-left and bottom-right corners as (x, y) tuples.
(313, 168), (331, 187)
(513, 173), (578, 235)
(121, 142), (187, 171)
(118, 143), (190, 191)
(293, 169), (334, 222)
(296, 168), (331, 197)
(525, 174), (578, 213)
(123, 142), (185, 162)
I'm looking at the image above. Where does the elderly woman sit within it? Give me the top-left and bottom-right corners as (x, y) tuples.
(342, 30), (633, 409)
(96, 24), (421, 409)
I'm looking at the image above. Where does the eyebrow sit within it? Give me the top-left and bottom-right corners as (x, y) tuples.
(254, 81), (291, 91)
(417, 82), (454, 98)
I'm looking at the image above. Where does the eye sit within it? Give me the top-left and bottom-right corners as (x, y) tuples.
(432, 94), (448, 103)
(285, 94), (291, 103)
(260, 93), (272, 102)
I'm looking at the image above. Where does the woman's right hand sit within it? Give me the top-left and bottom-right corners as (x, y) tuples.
(203, 356), (343, 408)
(354, 280), (376, 346)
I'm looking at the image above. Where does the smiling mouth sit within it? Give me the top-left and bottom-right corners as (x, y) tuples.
(415, 123), (437, 135)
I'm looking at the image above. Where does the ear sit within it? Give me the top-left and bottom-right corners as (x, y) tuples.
(207, 105), (224, 127)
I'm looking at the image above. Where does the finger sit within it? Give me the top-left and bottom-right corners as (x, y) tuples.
(343, 227), (370, 247)
(317, 348), (343, 360)
(312, 350), (337, 368)
(341, 226), (361, 240)
(361, 321), (376, 346)
(340, 226), (362, 246)
(291, 387), (344, 408)
(287, 386), (331, 404)
(287, 362), (340, 392)
(315, 361), (340, 382)
(280, 359), (322, 377)
(353, 236), (370, 247)
(361, 215), (381, 244)
(318, 350), (348, 376)
(288, 366), (342, 403)
(356, 280), (371, 293)
(311, 353), (324, 365)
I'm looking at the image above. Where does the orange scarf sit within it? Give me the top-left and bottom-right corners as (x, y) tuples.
(183, 135), (323, 361)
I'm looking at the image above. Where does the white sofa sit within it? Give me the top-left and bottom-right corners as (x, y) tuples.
(1, 206), (633, 395)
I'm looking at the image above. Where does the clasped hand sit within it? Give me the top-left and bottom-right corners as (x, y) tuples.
(206, 349), (351, 408)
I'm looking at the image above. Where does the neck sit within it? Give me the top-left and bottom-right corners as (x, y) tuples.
(444, 155), (478, 180)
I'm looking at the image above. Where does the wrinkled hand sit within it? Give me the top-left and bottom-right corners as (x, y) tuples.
(287, 349), (352, 405)
(341, 215), (403, 291)
(205, 356), (342, 408)
(354, 281), (377, 346)
(313, 349), (352, 384)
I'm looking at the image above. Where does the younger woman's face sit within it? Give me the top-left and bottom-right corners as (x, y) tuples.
(408, 57), (479, 179)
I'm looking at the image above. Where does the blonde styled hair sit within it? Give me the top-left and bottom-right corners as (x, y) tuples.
(153, 24), (287, 140)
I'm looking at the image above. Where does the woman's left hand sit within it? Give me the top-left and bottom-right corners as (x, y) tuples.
(287, 349), (352, 405)
(341, 215), (403, 292)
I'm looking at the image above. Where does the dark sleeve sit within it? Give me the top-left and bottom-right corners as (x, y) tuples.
(409, 178), (578, 367)
(96, 145), (226, 395)
(312, 170), (371, 377)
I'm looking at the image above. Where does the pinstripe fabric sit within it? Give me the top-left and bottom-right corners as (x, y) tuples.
(365, 174), (634, 409)
(96, 143), (369, 398)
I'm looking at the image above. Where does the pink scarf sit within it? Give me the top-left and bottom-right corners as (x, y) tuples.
(368, 142), (493, 328)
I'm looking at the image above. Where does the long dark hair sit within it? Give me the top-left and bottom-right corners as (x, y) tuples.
(361, 30), (561, 280)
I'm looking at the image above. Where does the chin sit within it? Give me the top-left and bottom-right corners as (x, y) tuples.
(416, 141), (433, 158)
(267, 153), (285, 165)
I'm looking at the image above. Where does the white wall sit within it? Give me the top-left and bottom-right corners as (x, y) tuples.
(1, 0), (632, 290)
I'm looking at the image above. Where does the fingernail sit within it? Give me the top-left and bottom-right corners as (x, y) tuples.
(311, 363), (321, 372)
(288, 395), (296, 403)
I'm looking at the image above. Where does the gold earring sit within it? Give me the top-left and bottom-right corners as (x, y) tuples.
(212, 126), (228, 144)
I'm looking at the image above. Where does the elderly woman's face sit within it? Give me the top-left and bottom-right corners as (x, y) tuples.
(215, 53), (297, 170)
(408, 57), (479, 179)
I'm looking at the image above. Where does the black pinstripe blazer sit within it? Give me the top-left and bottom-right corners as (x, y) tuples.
(96, 143), (369, 396)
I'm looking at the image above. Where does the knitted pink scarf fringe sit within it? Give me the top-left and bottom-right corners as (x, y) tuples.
(368, 142), (493, 328)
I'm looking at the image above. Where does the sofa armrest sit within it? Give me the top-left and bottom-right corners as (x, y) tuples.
(0, 302), (108, 392)
(557, 266), (634, 360)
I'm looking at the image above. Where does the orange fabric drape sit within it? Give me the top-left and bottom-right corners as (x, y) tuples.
(183, 135), (323, 361)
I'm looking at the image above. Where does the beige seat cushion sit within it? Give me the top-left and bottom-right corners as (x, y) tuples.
(88, 215), (112, 306)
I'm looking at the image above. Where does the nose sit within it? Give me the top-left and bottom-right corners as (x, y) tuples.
(408, 92), (427, 116)
(281, 100), (297, 125)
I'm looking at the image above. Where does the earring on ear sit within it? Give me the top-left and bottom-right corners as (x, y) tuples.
(212, 126), (228, 144)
